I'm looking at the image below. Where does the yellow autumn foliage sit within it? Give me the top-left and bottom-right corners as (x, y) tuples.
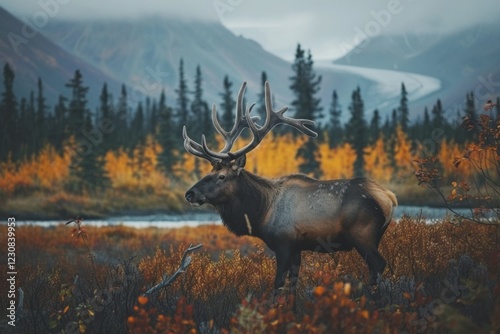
(35, 144), (71, 189)
(393, 125), (417, 180)
(320, 142), (356, 179)
(0, 143), (71, 194)
(0, 128), (487, 196)
(438, 140), (462, 181)
(105, 135), (169, 191)
(365, 137), (393, 183)
(246, 133), (306, 177)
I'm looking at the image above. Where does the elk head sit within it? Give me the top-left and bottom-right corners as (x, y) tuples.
(183, 81), (317, 207)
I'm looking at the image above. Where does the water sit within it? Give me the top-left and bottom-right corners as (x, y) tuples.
(13, 212), (222, 228)
(8, 206), (478, 228)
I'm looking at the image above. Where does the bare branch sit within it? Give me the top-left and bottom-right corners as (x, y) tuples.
(143, 244), (203, 296)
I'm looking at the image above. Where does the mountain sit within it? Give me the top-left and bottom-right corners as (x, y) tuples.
(0, 7), (121, 108)
(334, 23), (500, 114)
(38, 16), (381, 121)
(5, 6), (488, 124)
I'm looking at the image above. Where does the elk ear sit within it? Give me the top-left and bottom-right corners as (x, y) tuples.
(232, 155), (246, 175)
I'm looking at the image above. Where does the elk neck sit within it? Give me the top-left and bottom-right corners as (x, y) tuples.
(214, 170), (277, 237)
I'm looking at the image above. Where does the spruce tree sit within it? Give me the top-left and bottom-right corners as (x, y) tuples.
(328, 90), (343, 148)
(201, 102), (212, 145)
(257, 71), (268, 117)
(145, 97), (151, 133)
(290, 44), (322, 121)
(296, 139), (322, 177)
(423, 107), (430, 128)
(465, 91), (477, 120)
(35, 77), (47, 154)
(27, 92), (36, 157)
(99, 83), (115, 152)
(130, 102), (145, 149)
(220, 75), (235, 132)
(345, 87), (367, 176)
(420, 106), (432, 142)
(382, 115), (391, 140)
(190, 66), (211, 176)
(65, 74), (110, 192)
(191, 65), (207, 136)
(369, 109), (381, 144)
(73, 113), (110, 192)
(150, 100), (158, 135)
(290, 44), (322, 177)
(290, 45), (306, 121)
(18, 97), (29, 158)
(0, 63), (18, 161)
(398, 82), (409, 132)
(157, 89), (177, 173)
(464, 91), (478, 140)
(51, 95), (67, 153)
(176, 58), (190, 134)
(65, 70), (88, 142)
(116, 84), (129, 150)
(431, 99), (444, 130)
(391, 109), (397, 132)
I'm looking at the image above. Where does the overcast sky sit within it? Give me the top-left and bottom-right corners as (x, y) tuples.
(2, 0), (499, 60)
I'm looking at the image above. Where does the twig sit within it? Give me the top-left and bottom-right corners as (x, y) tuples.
(143, 244), (203, 296)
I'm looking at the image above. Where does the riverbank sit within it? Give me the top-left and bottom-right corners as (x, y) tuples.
(0, 184), (488, 221)
(0, 189), (188, 220)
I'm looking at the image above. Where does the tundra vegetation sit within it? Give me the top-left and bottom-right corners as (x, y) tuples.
(0, 217), (498, 333)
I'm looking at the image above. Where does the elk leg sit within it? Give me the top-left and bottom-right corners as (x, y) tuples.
(288, 251), (301, 295)
(274, 247), (293, 292)
(353, 244), (386, 286)
(288, 251), (301, 312)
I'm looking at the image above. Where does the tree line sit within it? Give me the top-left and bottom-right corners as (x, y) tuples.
(1, 43), (499, 193)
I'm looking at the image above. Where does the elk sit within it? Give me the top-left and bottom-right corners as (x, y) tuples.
(183, 81), (397, 295)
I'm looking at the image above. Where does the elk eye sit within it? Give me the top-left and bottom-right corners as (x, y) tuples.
(218, 174), (226, 180)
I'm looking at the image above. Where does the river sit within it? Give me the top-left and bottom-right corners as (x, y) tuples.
(11, 206), (476, 228)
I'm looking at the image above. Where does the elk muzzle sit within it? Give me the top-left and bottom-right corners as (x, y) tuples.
(185, 188), (206, 207)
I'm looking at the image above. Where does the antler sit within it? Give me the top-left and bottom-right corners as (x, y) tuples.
(183, 81), (317, 163)
(211, 82), (259, 153)
(183, 82), (258, 163)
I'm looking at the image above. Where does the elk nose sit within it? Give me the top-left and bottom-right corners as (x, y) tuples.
(185, 190), (195, 203)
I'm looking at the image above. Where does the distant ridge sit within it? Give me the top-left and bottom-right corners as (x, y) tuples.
(0, 7), (121, 108)
(334, 22), (500, 113)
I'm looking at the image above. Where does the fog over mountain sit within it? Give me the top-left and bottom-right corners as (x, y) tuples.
(0, 7), (122, 109)
(1, 8), (379, 121)
(0, 1), (499, 123)
(2, 0), (499, 61)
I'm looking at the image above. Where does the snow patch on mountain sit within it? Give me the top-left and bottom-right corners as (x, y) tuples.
(316, 60), (441, 111)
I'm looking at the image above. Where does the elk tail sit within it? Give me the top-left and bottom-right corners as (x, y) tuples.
(364, 180), (398, 232)
(382, 189), (398, 232)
